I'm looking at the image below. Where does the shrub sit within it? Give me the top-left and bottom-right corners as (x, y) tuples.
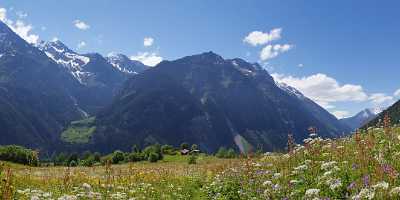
(111, 150), (125, 164)
(143, 144), (163, 161)
(81, 155), (96, 167)
(161, 145), (175, 155)
(148, 152), (159, 163)
(127, 152), (144, 162)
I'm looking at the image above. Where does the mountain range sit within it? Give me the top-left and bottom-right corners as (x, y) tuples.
(0, 20), (352, 154)
(88, 52), (351, 153)
(340, 108), (382, 130)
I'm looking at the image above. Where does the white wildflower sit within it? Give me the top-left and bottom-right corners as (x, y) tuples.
(58, 195), (78, 200)
(294, 164), (308, 171)
(355, 188), (375, 200)
(327, 178), (342, 190)
(372, 181), (389, 190)
(263, 180), (273, 187)
(321, 161), (337, 171)
(390, 187), (400, 196)
(273, 173), (281, 179)
(305, 188), (320, 198)
(82, 183), (92, 191)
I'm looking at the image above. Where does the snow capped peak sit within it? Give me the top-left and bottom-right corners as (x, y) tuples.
(276, 81), (305, 99)
(37, 40), (73, 54)
(106, 53), (148, 74)
(37, 39), (91, 84)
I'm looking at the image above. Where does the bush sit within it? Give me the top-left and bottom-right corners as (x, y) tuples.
(161, 145), (175, 155)
(143, 144), (163, 161)
(148, 152), (159, 163)
(127, 152), (144, 162)
(0, 145), (39, 166)
(80, 155), (96, 167)
(111, 150), (125, 164)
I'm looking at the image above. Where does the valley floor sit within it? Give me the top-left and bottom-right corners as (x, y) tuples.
(2, 126), (400, 199)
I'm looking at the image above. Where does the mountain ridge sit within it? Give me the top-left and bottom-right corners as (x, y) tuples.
(87, 51), (350, 153)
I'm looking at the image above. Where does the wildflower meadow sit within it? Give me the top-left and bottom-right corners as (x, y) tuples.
(1, 117), (400, 199)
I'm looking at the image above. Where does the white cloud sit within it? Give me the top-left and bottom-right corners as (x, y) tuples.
(73, 20), (90, 30)
(0, 7), (39, 44)
(298, 63), (304, 67)
(130, 52), (162, 66)
(332, 110), (351, 119)
(368, 93), (394, 107)
(16, 11), (27, 19)
(11, 20), (39, 44)
(272, 73), (368, 109)
(143, 37), (154, 47)
(0, 8), (6, 21)
(243, 28), (282, 46)
(77, 41), (86, 49)
(260, 44), (292, 61)
(394, 89), (400, 97)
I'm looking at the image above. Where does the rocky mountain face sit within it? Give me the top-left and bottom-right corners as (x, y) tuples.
(0, 20), (149, 151)
(340, 108), (382, 130)
(37, 40), (148, 114)
(90, 52), (350, 153)
(0, 21), (83, 150)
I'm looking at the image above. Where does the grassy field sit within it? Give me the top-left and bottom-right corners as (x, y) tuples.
(2, 125), (400, 199)
(61, 117), (96, 144)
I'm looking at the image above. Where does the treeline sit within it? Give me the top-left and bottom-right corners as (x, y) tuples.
(215, 147), (237, 159)
(51, 143), (203, 167)
(0, 143), (239, 167)
(51, 144), (167, 167)
(0, 145), (39, 166)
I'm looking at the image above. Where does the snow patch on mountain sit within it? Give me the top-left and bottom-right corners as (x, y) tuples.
(106, 53), (148, 74)
(37, 40), (92, 84)
(275, 81), (305, 99)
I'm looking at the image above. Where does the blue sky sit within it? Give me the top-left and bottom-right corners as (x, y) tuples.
(0, 0), (399, 118)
